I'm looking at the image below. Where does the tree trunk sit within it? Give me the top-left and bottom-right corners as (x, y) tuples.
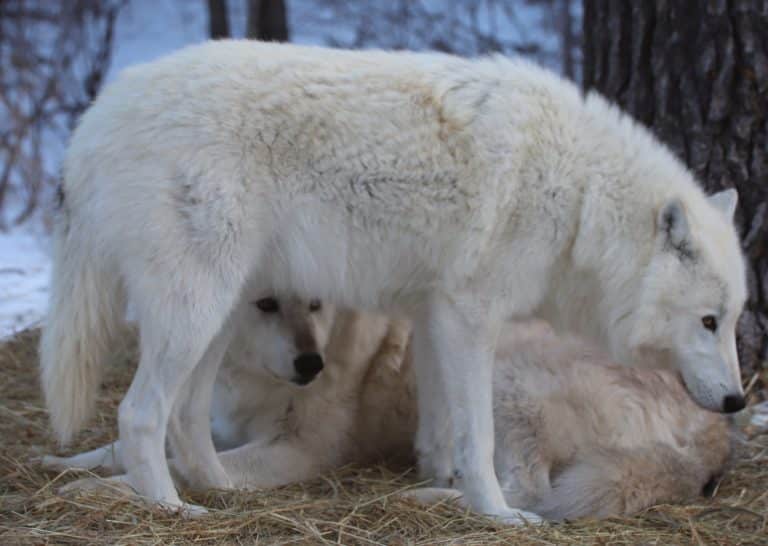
(207, 0), (230, 39)
(583, 0), (768, 383)
(246, 0), (289, 42)
(560, 0), (575, 80)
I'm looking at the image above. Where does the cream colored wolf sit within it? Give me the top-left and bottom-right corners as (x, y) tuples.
(42, 301), (731, 521)
(40, 40), (746, 521)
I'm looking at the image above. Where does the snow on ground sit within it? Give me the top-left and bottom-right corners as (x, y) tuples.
(0, 224), (51, 338)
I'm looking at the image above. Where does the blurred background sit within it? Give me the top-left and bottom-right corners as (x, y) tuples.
(0, 0), (765, 391)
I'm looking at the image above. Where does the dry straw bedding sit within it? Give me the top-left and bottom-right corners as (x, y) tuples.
(1, 329), (767, 545)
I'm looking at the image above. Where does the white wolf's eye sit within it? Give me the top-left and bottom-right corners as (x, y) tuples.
(702, 315), (718, 332)
(254, 297), (280, 313)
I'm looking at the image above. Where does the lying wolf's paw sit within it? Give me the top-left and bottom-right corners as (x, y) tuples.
(59, 474), (135, 496)
(36, 454), (81, 472)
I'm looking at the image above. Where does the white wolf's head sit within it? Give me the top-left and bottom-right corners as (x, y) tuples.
(629, 189), (747, 413)
(238, 295), (336, 385)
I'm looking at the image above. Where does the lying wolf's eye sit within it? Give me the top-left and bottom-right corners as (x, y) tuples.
(308, 299), (322, 312)
(254, 297), (279, 313)
(702, 315), (718, 332)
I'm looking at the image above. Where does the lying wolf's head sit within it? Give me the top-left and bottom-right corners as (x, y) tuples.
(244, 295), (336, 385)
(629, 189), (747, 413)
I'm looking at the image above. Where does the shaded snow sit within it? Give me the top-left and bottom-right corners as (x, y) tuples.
(0, 225), (50, 338)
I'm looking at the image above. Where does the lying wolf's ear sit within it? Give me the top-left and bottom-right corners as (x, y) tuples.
(708, 189), (738, 221)
(658, 199), (691, 254)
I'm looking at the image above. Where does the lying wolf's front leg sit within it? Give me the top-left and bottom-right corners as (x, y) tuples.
(413, 295), (542, 525)
(212, 440), (334, 490)
(39, 441), (125, 474)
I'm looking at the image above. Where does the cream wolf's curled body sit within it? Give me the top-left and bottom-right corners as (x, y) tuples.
(43, 308), (731, 521)
(40, 40), (746, 520)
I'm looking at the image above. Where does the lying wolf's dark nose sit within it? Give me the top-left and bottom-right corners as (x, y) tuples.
(722, 394), (746, 414)
(294, 353), (324, 383)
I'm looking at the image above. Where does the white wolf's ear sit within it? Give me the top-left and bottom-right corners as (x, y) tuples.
(708, 189), (738, 221)
(658, 199), (690, 253)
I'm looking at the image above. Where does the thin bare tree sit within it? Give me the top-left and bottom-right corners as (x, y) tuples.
(0, 0), (123, 228)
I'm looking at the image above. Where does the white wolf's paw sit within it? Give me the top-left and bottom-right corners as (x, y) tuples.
(400, 487), (544, 526)
(491, 507), (545, 526)
(58, 474), (210, 518)
(400, 486), (464, 505)
(158, 500), (210, 519)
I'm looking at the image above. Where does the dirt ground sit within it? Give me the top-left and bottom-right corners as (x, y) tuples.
(1, 328), (767, 545)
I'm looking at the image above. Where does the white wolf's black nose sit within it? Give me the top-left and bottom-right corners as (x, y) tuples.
(722, 394), (746, 413)
(293, 353), (324, 384)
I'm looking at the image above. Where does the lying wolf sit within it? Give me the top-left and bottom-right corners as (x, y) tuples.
(42, 299), (731, 521)
(40, 40), (746, 520)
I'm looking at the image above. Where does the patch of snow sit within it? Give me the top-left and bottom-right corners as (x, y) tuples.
(0, 225), (50, 338)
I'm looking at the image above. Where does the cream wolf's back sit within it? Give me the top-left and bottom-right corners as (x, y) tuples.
(357, 322), (730, 520)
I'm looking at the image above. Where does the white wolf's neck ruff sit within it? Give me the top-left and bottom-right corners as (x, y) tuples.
(520, 77), (721, 362)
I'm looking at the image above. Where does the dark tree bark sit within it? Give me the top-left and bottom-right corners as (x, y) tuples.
(583, 1), (768, 385)
(207, 0), (230, 39)
(246, 0), (289, 42)
(560, 0), (575, 79)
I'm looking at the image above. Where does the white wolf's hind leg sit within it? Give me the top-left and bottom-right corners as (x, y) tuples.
(118, 268), (243, 511)
(413, 297), (542, 525)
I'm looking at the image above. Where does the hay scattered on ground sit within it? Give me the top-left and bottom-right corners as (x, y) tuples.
(1, 329), (767, 545)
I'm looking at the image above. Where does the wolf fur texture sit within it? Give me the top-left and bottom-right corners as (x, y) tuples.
(42, 303), (731, 521)
(40, 40), (746, 520)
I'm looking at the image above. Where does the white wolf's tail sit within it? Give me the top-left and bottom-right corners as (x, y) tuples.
(533, 446), (702, 521)
(39, 213), (124, 446)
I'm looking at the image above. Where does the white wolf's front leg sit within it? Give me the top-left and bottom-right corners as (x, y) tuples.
(412, 296), (541, 525)
(412, 326), (453, 486)
(117, 263), (244, 514)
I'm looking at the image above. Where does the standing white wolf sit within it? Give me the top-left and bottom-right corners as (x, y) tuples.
(40, 40), (746, 522)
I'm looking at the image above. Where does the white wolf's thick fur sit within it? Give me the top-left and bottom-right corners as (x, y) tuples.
(40, 40), (746, 519)
(43, 307), (731, 521)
